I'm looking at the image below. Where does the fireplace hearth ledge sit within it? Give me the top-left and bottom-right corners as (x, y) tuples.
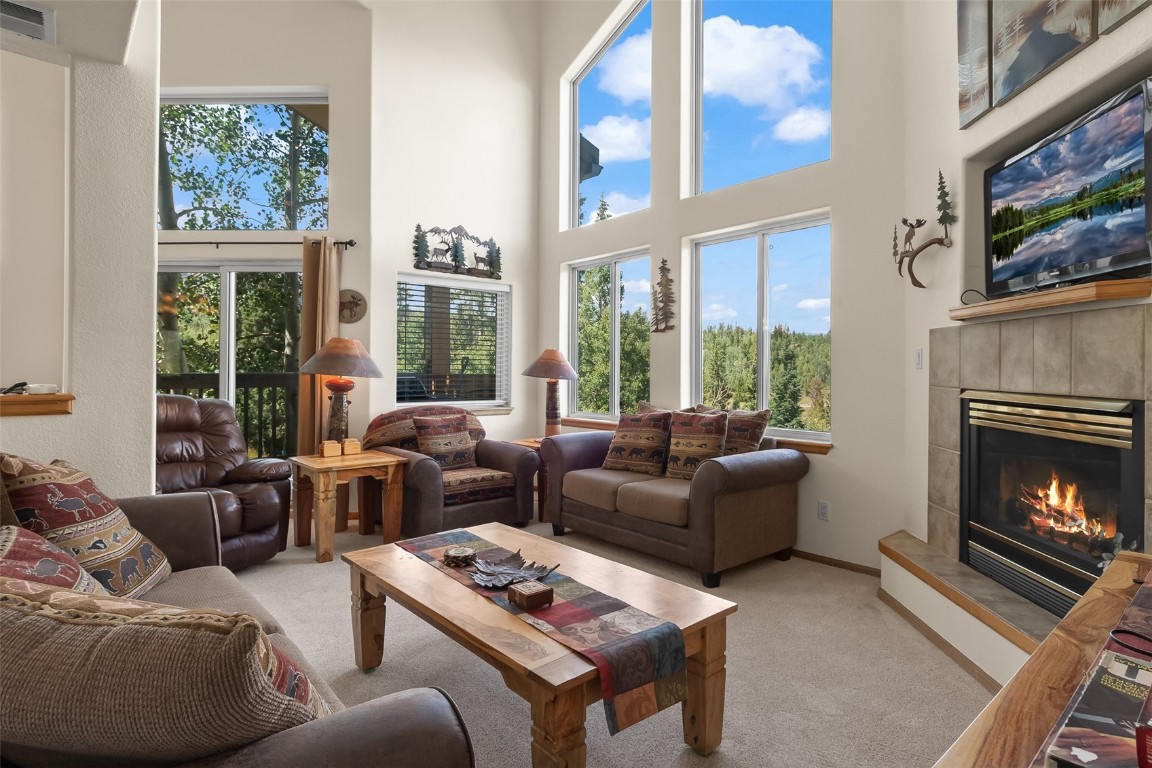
(879, 530), (1058, 687)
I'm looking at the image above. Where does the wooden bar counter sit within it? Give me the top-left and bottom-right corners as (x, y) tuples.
(934, 550), (1152, 767)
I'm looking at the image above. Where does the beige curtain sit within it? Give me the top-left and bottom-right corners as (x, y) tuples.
(297, 236), (342, 455)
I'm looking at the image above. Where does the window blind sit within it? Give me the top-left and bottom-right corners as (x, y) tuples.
(397, 279), (510, 406)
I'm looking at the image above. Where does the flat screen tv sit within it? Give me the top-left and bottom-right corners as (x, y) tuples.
(985, 78), (1151, 298)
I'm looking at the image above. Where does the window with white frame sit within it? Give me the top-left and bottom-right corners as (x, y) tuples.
(693, 0), (831, 194)
(155, 265), (303, 457)
(695, 219), (831, 437)
(396, 276), (511, 407)
(158, 98), (328, 231)
(571, 1), (651, 228)
(570, 253), (651, 417)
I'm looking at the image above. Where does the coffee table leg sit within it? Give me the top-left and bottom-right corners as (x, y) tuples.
(314, 471), (337, 563)
(530, 686), (586, 768)
(350, 570), (386, 671)
(683, 620), (726, 755)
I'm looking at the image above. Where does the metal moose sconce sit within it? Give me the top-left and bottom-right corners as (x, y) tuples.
(893, 171), (956, 289)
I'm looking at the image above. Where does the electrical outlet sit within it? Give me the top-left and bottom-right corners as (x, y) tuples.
(914, 347), (923, 370)
(817, 500), (830, 522)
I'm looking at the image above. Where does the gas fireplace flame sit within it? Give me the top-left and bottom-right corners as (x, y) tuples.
(1022, 470), (1105, 538)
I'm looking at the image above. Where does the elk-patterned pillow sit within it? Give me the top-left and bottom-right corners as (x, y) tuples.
(601, 411), (672, 476)
(665, 411), (728, 480)
(0, 453), (171, 598)
(413, 415), (477, 469)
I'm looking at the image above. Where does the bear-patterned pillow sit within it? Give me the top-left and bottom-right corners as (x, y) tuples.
(666, 411), (728, 479)
(601, 411), (672, 476)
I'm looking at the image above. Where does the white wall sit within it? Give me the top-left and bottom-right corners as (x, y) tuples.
(0, 1), (159, 497)
(0, 51), (69, 390)
(537, 0), (910, 567)
(897, 1), (1152, 540)
(367, 0), (541, 441)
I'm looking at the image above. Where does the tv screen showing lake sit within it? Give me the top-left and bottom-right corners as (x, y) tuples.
(989, 91), (1146, 282)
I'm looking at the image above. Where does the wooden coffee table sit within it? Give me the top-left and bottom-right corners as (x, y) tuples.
(343, 523), (737, 767)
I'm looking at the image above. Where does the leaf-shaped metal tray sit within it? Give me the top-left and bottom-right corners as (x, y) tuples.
(469, 549), (559, 588)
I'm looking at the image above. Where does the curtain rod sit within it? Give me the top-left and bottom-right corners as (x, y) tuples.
(158, 239), (356, 249)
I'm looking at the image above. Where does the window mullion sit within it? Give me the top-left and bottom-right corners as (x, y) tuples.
(610, 261), (622, 416)
(757, 234), (770, 411)
(219, 268), (236, 403)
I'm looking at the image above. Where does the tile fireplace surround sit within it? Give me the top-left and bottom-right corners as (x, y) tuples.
(927, 304), (1152, 566)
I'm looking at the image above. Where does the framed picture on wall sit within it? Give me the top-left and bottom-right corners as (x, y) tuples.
(990, 0), (1095, 106)
(958, 0), (991, 128)
(1099, 0), (1151, 33)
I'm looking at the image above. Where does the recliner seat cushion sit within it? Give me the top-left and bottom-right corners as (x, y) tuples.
(617, 478), (691, 526)
(440, 467), (516, 507)
(563, 468), (655, 512)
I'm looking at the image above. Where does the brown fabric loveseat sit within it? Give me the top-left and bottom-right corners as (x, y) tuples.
(155, 394), (291, 571)
(541, 431), (810, 587)
(0, 491), (475, 768)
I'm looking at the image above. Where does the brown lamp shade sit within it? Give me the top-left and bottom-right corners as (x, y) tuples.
(522, 349), (576, 381)
(300, 337), (383, 378)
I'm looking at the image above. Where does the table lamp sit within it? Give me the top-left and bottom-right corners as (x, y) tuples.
(300, 337), (383, 442)
(522, 349), (577, 437)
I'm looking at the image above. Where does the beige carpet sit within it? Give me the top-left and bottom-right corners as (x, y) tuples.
(238, 523), (991, 767)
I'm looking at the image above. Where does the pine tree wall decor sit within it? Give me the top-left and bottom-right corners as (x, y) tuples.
(892, 170), (956, 289)
(412, 223), (502, 279)
(650, 258), (676, 332)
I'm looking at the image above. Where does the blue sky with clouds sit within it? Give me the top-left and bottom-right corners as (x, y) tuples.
(577, 0), (831, 334)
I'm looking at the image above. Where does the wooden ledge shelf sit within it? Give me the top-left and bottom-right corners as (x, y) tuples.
(948, 277), (1151, 321)
(0, 393), (75, 417)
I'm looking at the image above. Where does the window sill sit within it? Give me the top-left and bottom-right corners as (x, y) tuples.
(0, 393), (75, 417)
(559, 417), (832, 455)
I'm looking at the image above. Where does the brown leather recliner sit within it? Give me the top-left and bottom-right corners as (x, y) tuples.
(155, 394), (291, 571)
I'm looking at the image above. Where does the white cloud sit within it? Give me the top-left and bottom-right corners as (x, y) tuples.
(602, 191), (650, 217)
(772, 283), (789, 293)
(581, 114), (651, 163)
(702, 303), (738, 321)
(597, 29), (652, 105)
(702, 16), (823, 114)
(773, 107), (831, 143)
(622, 278), (651, 296)
(822, 315), (831, 324)
(797, 297), (830, 310)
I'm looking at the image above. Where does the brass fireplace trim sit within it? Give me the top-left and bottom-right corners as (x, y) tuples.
(968, 521), (1104, 583)
(967, 541), (1083, 601)
(963, 391), (1134, 449)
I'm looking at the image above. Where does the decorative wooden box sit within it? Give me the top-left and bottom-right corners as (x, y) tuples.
(508, 580), (554, 611)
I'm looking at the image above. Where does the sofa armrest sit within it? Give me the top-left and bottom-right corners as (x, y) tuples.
(475, 439), (539, 478)
(116, 492), (222, 571)
(690, 448), (810, 498)
(183, 687), (474, 768)
(223, 458), (291, 484)
(374, 446), (446, 536)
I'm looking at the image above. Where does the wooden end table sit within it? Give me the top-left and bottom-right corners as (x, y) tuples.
(289, 451), (407, 563)
(343, 523), (737, 767)
(510, 438), (548, 522)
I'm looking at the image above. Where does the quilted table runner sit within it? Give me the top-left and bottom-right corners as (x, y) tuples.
(397, 529), (687, 734)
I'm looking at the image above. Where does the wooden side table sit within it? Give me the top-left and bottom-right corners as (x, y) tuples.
(289, 451), (407, 563)
(510, 438), (548, 522)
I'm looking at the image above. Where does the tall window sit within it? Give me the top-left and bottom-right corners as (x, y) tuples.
(696, 220), (831, 436)
(158, 101), (328, 230)
(695, 0), (831, 193)
(156, 266), (302, 457)
(572, 1), (651, 228)
(570, 253), (651, 416)
(396, 277), (511, 407)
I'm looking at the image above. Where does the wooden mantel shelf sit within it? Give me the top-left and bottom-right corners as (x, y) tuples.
(0, 393), (75, 417)
(947, 277), (1151, 321)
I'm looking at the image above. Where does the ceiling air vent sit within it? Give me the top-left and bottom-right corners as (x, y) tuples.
(1, 0), (56, 44)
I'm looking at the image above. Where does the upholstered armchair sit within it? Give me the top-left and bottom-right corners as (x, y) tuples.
(362, 405), (539, 537)
(155, 394), (291, 571)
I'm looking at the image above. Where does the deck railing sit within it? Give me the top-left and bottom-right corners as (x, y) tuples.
(156, 372), (298, 458)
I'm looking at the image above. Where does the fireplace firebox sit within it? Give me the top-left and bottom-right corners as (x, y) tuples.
(960, 391), (1145, 617)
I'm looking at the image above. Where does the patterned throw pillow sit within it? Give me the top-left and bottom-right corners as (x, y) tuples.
(666, 411), (728, 479)
(362, 406), (485, 451)
(0, 577), (328, 762)
(0, 526), (108, 594)
(694, 405), (771, 455)
(0, 454), (171, 598)
(637, 401), (695, 415)
(602, 411), (672, 476)
(413, 414), (477, 469)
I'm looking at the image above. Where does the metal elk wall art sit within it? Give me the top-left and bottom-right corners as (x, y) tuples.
(413, 223), (502, 280)
(892, 171), (957, 289)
